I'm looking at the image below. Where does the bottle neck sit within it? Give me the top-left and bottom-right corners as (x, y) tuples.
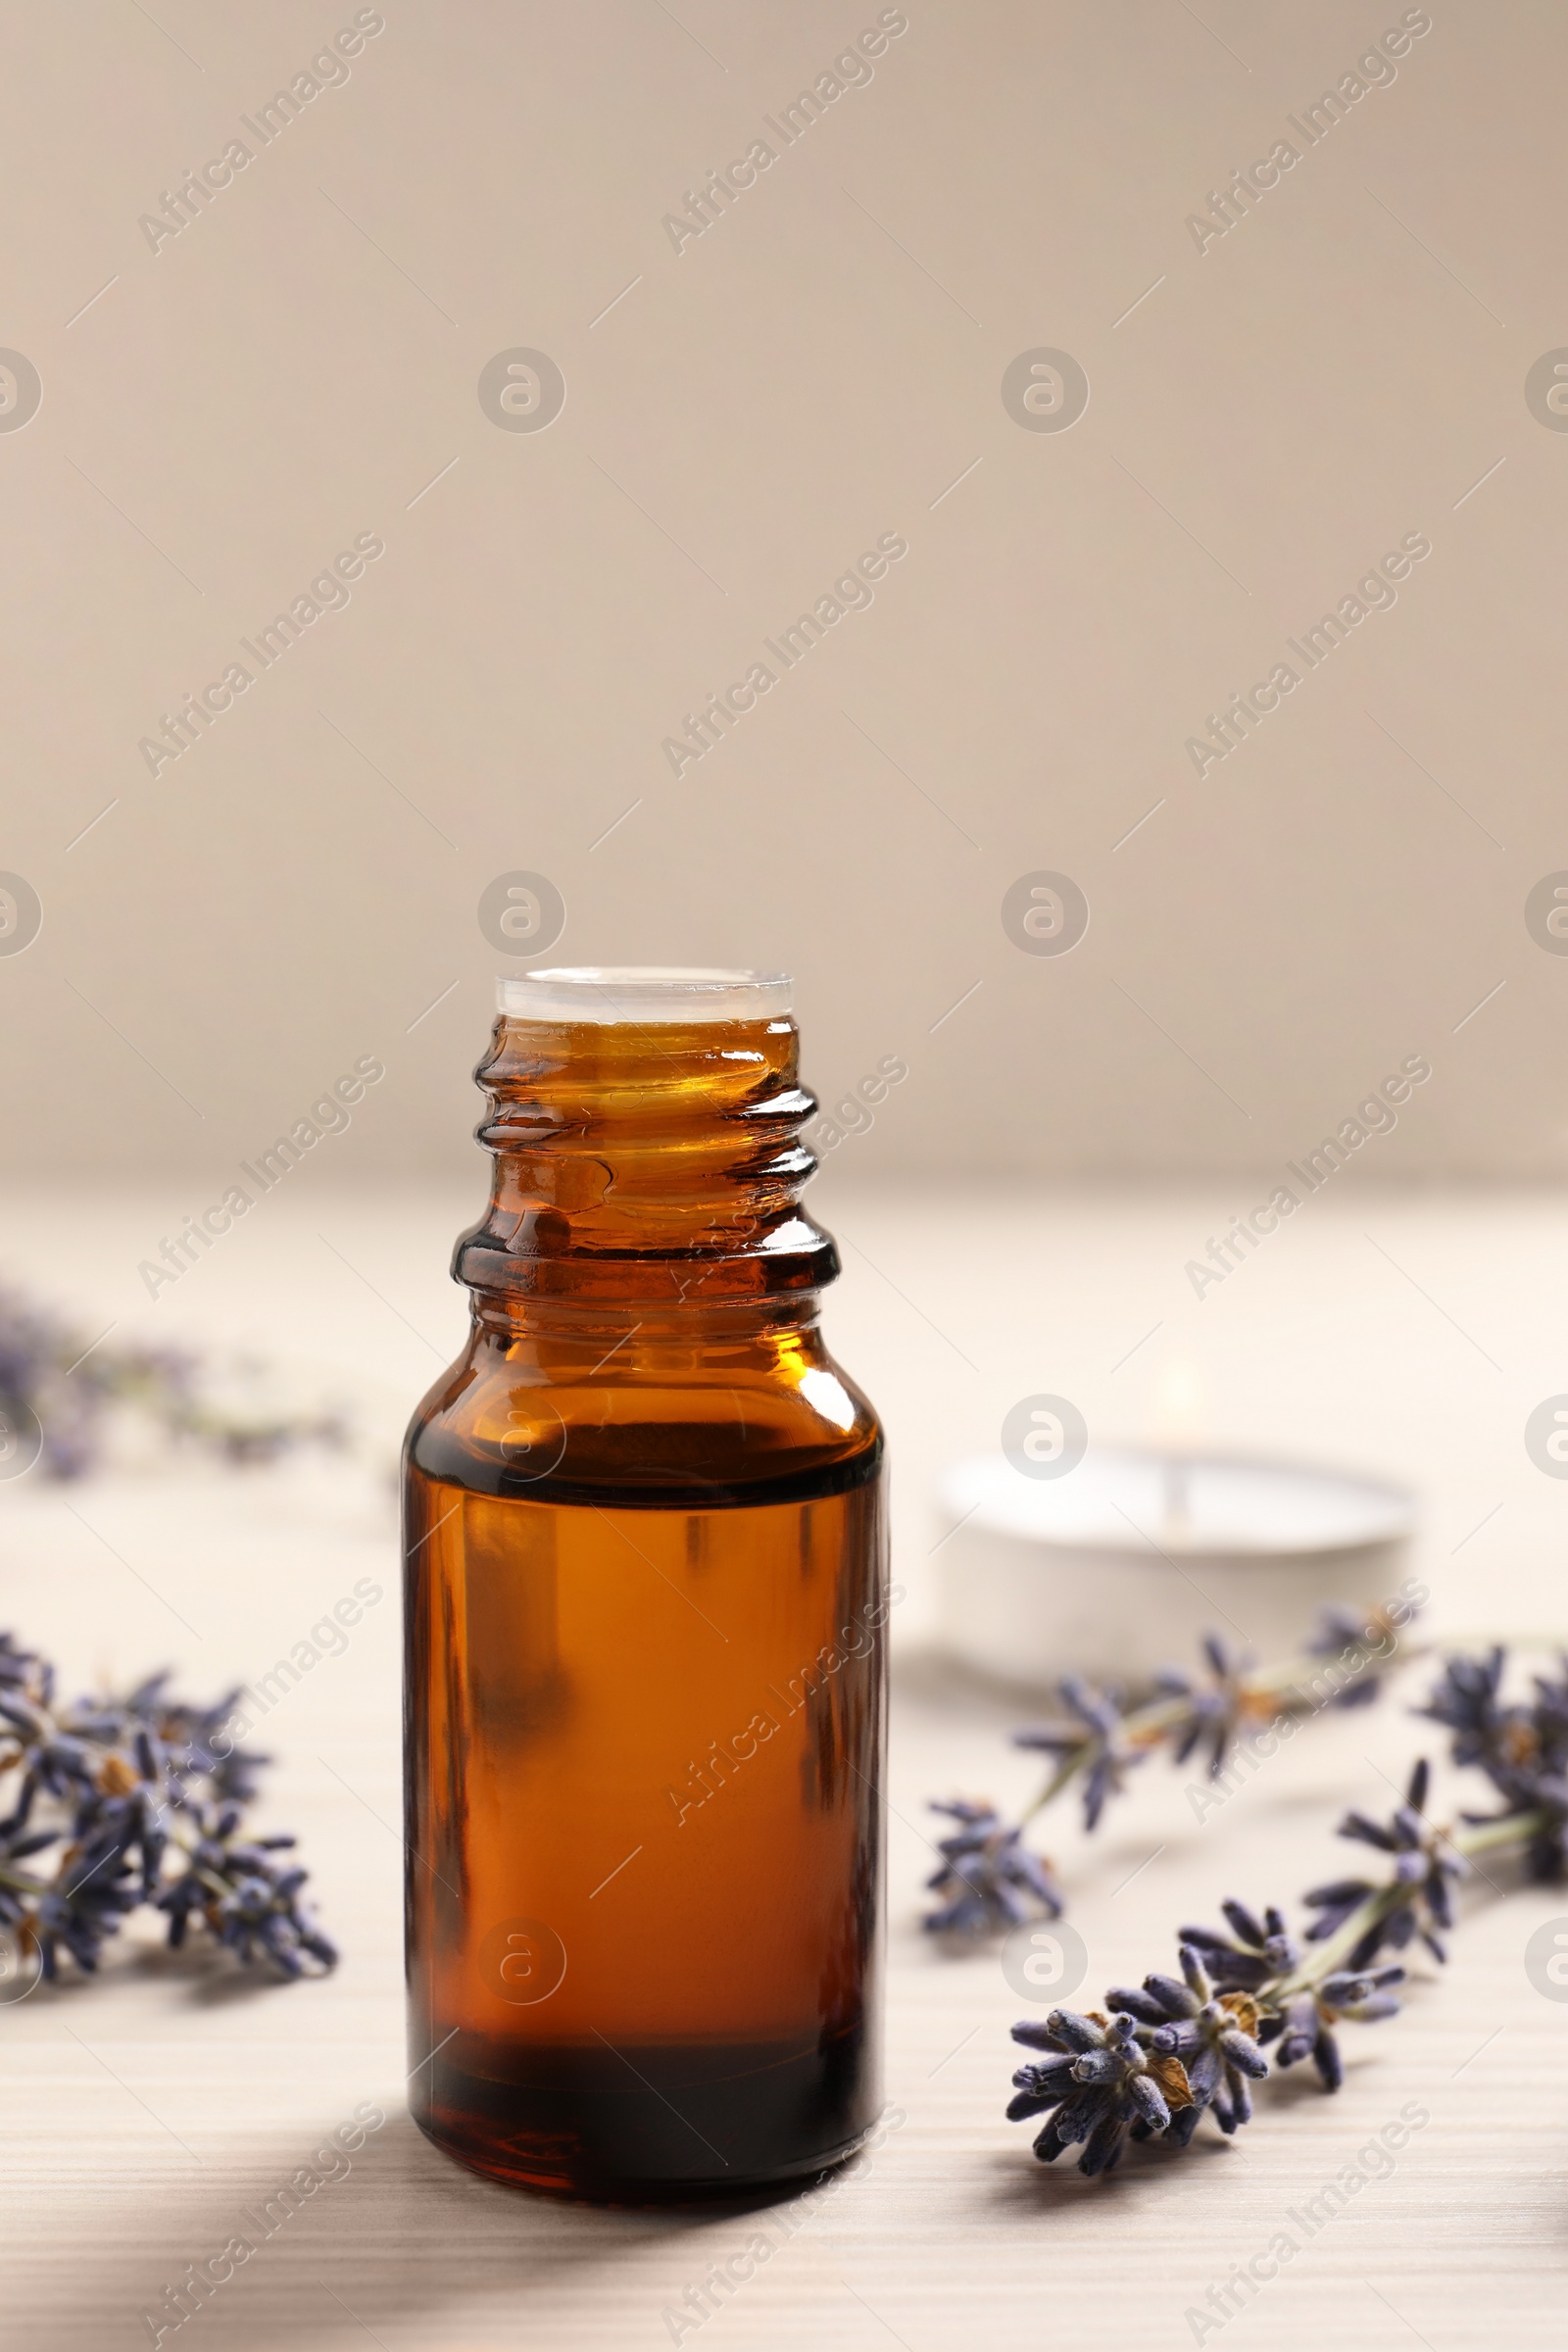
(467, 1295), (832, 1389)
(453, 1010), (839, 1310)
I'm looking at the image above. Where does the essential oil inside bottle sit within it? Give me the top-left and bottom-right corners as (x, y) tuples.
(404, 966), (888, 2200)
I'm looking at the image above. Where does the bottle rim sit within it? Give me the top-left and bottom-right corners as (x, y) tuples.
(496, 966), (793, 1023)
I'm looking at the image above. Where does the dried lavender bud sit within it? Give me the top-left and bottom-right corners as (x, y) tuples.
(1309, 1601), (1411, 1707)
(1422, 1649), (1568, 1878)
(157, 1818), (336, 1979)
(1418, 1647), (1509, 1772)
(924, 1800), (1062, 1935)
(0, 1630), (335, 1987)
(1008, 2006), (1195, 2177)
(1139, 1943), (1268, 2133)
(1178, 1899), (1298, 1989)
(1263, 1966), (1405, 2090)
(1303, 1759), (1464, 1966)
(1013, 1676), (1144, 1830)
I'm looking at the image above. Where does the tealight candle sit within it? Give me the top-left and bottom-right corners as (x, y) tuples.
(935, 1448), (1415, 1690)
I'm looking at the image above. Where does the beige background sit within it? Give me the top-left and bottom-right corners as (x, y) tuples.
(2, 0), (1564, 1192)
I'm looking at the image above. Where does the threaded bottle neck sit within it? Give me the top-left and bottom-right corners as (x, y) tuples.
(453, 1003), (838, 1306)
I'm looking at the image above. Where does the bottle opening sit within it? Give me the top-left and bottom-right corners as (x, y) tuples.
(497, 966), (793, 1025)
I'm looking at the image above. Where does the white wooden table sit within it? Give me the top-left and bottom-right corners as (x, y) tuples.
(3, 1181), (1565, 2350)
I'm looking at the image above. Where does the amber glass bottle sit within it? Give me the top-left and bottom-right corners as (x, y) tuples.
(403, 967), (888, 2201)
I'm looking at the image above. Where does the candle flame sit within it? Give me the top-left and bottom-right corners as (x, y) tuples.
(1150, 1359), (1205, 1548)
(1150, 1358), (1205, 1454)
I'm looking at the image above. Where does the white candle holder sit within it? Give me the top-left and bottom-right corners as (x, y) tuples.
(935, 1448), (1415, 1690)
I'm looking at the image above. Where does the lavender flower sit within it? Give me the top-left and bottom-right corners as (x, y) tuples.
(0, 1682), (96, 1817)
(1303, 1759), (1463, 1965)
(0, 1281), (348, 1480)
(1013, 1678), (1144, 1830)
(1266, 1967), (1404, 2090)
(1107, 1941), (1269, 2134)
(158, 1812), (336, 1978)
(1420, 1650), (1568, 1878)
(1180, 1897), (1298, 1992)
(940, 1593), (1425, 1935)
(999, 1643), (1568, 2174)
(1004, 1893), (1413, 2178)
(1309, 1600), (1414, 1708)
(0, 1816), (59, 1963)
(924, 1800), (1062, 1934)
(0, 1629), (335, 1987)
(33, 1827), (141, 1977)
(1151, 1635), (1254, 1782)
(1178, 1899), (1403, 2090)
(1008, 2006), (1194, 2176)
(930, 1599), (1439, 1947)
(1417, 1647), (1510, 1773)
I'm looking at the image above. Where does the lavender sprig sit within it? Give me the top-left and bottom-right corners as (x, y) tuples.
(925, 1590), (1423, 1936)
(924, 1800), (1063, 1935)
(0, 1281), (348, 1479)
(1179, 1898), (1404, 2091)
(0, 1632), (335, 1986)
(1006, 1646), (1561, 2175)
(1014, 1592), (1424, 1835)
(1299, 1757), (1462, 1964)
(1419, 1648), (1568, 1879)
